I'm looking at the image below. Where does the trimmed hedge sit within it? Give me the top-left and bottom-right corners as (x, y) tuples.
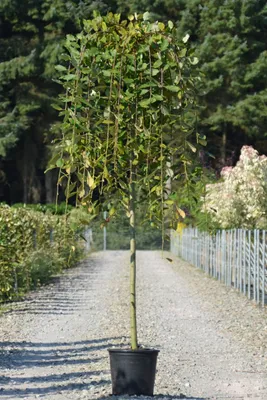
(0, 205), (84, 302)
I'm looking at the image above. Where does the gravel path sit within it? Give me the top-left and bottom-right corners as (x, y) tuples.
(0, 251), (266, 400)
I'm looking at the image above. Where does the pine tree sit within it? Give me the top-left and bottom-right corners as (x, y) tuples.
(177, 0), (267, 166)
(116, 0), (185, 21)
(0, 0), (117, 203)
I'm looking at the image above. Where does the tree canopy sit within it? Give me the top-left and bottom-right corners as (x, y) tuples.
(50, 12), (199, 223)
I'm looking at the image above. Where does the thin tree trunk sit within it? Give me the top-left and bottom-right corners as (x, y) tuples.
(45, 170), (54, 203)
(130, 165), (138, 350)
(165, 160), (172, 199)
(221, 129), (227, 165)
(23, 140), (29, 204)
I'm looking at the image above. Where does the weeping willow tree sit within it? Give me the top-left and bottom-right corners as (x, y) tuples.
(49, 12), (200, 350)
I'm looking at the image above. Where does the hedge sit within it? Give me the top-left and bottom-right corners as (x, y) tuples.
(0, 205), (84, 302)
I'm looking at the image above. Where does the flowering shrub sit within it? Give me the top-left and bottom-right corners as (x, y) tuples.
(202, 146), (267, 229)
(0, 205), (85, 302)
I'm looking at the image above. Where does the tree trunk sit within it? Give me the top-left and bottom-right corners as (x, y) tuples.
(130, 167), (138, 350)
(45, 170), (55, 203)
(165, 160), (172, 199)
(22, 139), (29, 204)
(221, 129), (227, 165)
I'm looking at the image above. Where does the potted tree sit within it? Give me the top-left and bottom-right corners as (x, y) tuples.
(50, 11), (199, 396)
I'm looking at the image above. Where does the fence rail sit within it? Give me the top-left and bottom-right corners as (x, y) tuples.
(170, 228), (267, 307)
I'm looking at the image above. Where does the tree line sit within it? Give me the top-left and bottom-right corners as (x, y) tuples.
(0, 0), (267, 204)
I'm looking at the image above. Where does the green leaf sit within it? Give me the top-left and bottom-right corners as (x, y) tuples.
(139, 82), (158, 89)
(52, 104), (63, 111)
(165, 85), (179, 92)
(109, 207), (116, 217)
(182, 34), (190, 43)
(103, 70), (111, 77)
(143, 12), (150, 21)
(139, 99), (151, 108)
(140, 89), (149, 96)
(197, 134), (207, 146)
(124, 78), (135, 84)
(102, 21), (107, 31)
(65, 182), (76, 197)
(55, 65), (67, 72)
(153, 59), (162, 68)
(153, 94), (164, 101)
(102, 120), (114, 124)
(151, 68), (160, 76)
(87, 173), (96, 189)
(168, 21), (174, 30)
(160, 39), (169, 51)
(62, 74), (76, 81)
(186, 141), (197, 153)
(161, 105), (170, 115)
(165, 199), (174, 205)
(56, 159), (64, 168)
(190, 57), (199, 65)
(179, 48), (187, 57)
(104, 166), (109, 179)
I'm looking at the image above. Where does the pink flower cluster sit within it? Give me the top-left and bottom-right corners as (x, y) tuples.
(203, 146), (267, 229)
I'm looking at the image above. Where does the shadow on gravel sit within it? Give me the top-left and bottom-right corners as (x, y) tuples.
(0, 337), (121, 369)
(0, 337), (123, 397)
(94, 396), (206, 400)
(0, 336), (121, 348)
(6, 287), (96, 316)
(0, 380), (110, 397)
(0, 338), (207, 400)
(4, 262), (101, 316)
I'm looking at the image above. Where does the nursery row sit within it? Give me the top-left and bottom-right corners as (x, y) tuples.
(0, 205), (85, 302)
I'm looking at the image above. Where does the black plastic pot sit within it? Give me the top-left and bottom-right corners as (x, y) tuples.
(108, 348), (159, 396)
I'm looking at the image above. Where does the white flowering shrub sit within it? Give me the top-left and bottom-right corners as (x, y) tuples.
(202, 146), (267, 229)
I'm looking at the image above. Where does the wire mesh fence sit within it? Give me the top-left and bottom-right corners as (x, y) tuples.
(171, 227), (267, 307)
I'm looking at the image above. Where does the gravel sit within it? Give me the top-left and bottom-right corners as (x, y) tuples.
(0, 250), (266, 400)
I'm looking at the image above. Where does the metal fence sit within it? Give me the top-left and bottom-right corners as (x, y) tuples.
(84, 228), (93, 252)
(170, 228), (267, 307)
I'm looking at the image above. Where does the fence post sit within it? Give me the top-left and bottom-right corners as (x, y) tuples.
(103, 211), (107, 251)
(254, 229), (257, 302)
(49, 228), (53, 244)
(257, 229), (260, 304)
(240, 229), (243, 293)
(262, 230), (266, 307)
(248, 230), (251, 300)
(84, 228), (93, 252)
(243, 229), (246, 296)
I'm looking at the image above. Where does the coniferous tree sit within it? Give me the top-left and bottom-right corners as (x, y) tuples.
(116, 0), (185, 21)
(1, 0), (267, 203)
(176, 0), (267, 166)
(0, 0), (117, 203)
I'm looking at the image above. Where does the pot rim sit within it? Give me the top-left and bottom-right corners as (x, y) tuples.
(108, 347), (160, 354)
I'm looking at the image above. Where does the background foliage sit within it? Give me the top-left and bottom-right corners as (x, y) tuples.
(1, 0), (267, 208)
(0, 204), (85, 302)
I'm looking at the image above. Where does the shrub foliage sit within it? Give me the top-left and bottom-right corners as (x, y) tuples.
(0, 205), (84, 302)
(203, 146), (267, 229)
